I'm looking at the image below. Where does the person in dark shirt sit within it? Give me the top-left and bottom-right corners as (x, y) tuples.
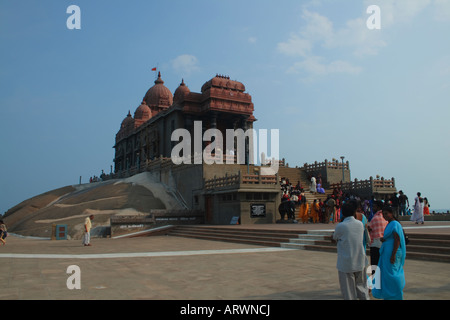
(398, 190), (409, 216)
(390, 193), (400, 217)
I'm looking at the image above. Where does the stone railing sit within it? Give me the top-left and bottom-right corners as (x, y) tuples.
(204, 173), (241, 190)
(107, 156), (174, 180)
(304, 159), (349, 172)
(262, 157), (286, 168)
(329, 176), (396, 195)
(201, 153), (238, 164)
(204, 172), (277, 190)
(242, 174), (277, 184)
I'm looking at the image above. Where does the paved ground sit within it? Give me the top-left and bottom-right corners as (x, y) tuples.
(1, 222), (450, 302)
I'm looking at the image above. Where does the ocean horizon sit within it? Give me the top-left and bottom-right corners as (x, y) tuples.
(432, 209), (450, 213)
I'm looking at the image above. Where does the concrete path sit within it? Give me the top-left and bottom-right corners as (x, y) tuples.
(1, 223), (450, 301)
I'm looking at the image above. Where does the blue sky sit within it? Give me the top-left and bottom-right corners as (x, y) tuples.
(1, 0), (449, 214)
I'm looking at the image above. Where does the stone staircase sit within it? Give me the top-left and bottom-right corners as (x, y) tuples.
(405, 233), (450, 263)
(281, 230), (335, 252)
(280, 230), (450, 263)
(278, 167), (332, 218)
(165, 225), (450, 263)
(166, 225), (305, 247)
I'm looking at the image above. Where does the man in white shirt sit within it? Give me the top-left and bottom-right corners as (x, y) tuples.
(82, 215), (94, 246)
(332, 202), (369, 300)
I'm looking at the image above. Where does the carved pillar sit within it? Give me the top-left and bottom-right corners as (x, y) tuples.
(241, 116), (250, 165)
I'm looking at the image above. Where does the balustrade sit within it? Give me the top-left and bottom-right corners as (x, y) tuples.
(304, 159), (350, 172)
(329, 176), (396, 193)
(204, 172), (277, 190)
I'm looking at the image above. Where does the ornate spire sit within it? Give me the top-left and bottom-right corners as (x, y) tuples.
(155, 71), (164, 84)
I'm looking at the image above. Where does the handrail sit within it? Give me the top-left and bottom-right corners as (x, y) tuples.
(304, 159), (350, 172)
(329, 176), (396, 192)
(204, 172), (277, 190)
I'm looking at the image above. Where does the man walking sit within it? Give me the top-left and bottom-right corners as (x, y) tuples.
(332, 202), (369, 300)
(398, 190), (409, 216)
(82, 214), (94, 246)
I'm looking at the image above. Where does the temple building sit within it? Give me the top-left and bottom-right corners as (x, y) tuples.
(114, 73), (256, 172)
(112, 73), (397, 226)
(112, 73), (278, 225)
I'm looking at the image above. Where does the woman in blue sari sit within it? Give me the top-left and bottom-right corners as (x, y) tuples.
(372, 206), (406, 300)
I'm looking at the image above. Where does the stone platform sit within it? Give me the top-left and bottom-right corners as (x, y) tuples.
(1, 222), (450, 304)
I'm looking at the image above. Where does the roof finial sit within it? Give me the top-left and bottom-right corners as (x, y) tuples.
(155, 71), (164, 84)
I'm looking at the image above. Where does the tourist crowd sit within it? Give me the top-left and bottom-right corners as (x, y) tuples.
(279, 176), (430, 225)
(279, 176), (432, 300)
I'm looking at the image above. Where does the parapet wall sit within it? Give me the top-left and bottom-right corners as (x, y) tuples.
(304, 159), (351, 186)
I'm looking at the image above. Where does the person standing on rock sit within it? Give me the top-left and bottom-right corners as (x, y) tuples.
(82, 215), (94, 246)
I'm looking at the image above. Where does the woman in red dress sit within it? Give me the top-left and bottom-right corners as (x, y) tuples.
(423, 197), (430, 215)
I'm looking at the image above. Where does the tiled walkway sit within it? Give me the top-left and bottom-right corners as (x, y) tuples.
(1, 222), (450, 300)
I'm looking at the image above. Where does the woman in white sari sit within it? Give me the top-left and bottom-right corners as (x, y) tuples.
(411, 192), (424, 224)
(310, 176), (317, 194)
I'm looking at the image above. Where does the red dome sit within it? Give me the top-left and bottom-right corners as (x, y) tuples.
(134, 101), (152, 121)
(173, 79), (190, 104)
(120, 111), (134, 129)
(201, 74), (246, 93)
(143, 72), (173, 108)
